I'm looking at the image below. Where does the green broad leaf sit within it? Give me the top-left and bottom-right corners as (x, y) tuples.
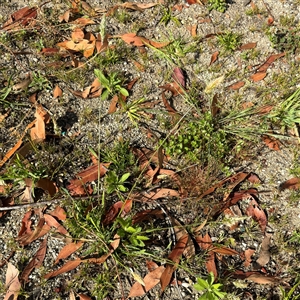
(136, 235), (149, 241)
(120, 172), (130, 182)
(119, 87), (129, 97)
(213, 290), (226, 298)
(212, 283), (223, 289)
(101, 89), (110, 100)
(125, 226), (137, 234)
(94, 69), (109, 87)
(118, 185), (128, 192)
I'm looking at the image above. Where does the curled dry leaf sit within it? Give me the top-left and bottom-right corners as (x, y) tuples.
(102, 199), (132, 226)
(49, 206), (67, 221)
(119, 2), (158, 11)
(195, 233), (217, 278)
(35, 178), (58, 196)
(279, 177), (300, 191)
(120, 33), (169, 48)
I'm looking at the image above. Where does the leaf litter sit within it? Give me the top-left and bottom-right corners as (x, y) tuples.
(0, 0), (299, 299)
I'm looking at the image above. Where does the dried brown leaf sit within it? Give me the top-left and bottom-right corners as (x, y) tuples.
(257, 53), (285, 72)
(172, 67), (186, 88)
(44, 259), (82, 279)
(256, 233), (271, 267)
(20, 238), (47, 282)
(4, 263), (21, 300)
(35, 178), (58, 196)
(49, 206), (67, 221)
(161, 235), (188, 291)
(102, 199), (132, 225)
(55, 241), (84, 264)
(250, 72), (267, 82)
(240, 42), (257, 50)
(209, 51), (219, 66)
(262, 135), (280, 151)
(228, 81), (245, 90)
(129, 266), (165, 297)
(53, 85), (63, 98)
(120, 2), (158, 10)
(279, 177), (300, 191)
(244, 249), (255, 267)
(245, 196), (267, 232)
(44, 214), (69, 236)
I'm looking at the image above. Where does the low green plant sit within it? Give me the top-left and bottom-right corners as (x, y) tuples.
(266, 88), (300, 131)
(267, 27), (300, 53)
(119, 97), (148, 124)
(217, 32), (241, 52)
(165, 112), (228, 163)
(94, 69), (129, 100)
(29, 71), (51, 91)
(160, 7), (180, 26)
(208, 0), (227, 13)
(194, 272), (227, 300)
(105, 171), (130, 195)
(116, 217), (149, 247)
(0, 76), (12, 107)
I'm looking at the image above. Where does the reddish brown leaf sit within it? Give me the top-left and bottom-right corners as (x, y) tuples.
(49, 206), (67, 221)
(55, 241), (84, 265)
(2, 6), (37, 30)
(132, 209), (164, 224)
(228, 80), (245, 91)
(196, 233), (217, 278)
(102, 199), (132, 226)
(41, 48), (59, 55)
(243, 249), (255, 267)
(257, 53), (285, 72)
(245, 196), (267, 232)
(67, 163), (110, 195)
(44, 214), (69, 236)
(279, 177), (300, 191)
(78, 294), (92, 300)
(44, 259), (82, 279)
(267, 15), (274, 25)
(35, 178), (58, 196)
(209, 51), (219, 66)
(172, 67), (186, 88)
(262, 135), (280, 151)
(108, 94), (119, 114)
(211, 246), (239, 256)
(17, 217), (46, 246)
(161, 91), (178, 114)
(129, 266), (165, 297)
(120, 33), (147, 47)
(186, 0), (202, 4)
(247, 273), (279, 284)
(161, 235), (188, 291)
(20, 238), (47, 282)
(240, 42), (257, 50)
(250, 72), (267, 82)
(83, 234), (120, 263)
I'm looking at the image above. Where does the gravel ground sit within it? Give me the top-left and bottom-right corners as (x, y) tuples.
(1, 0), (300, 299)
